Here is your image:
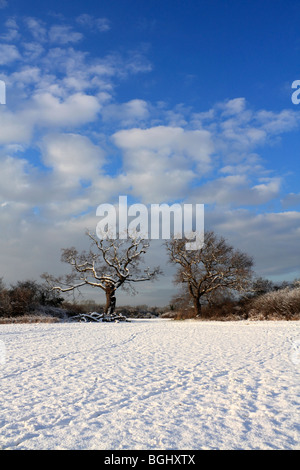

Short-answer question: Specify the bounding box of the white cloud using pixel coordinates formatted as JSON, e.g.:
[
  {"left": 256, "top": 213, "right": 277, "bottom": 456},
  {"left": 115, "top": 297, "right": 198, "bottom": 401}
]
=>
[
  {"left": 49, "top": 25, "right": 83, "bottom": 45},
  {"left": 252, "top": 178, "right": 281, "bottom": 198},
  {"left": 281, "top": 192, "right": 300, "bottom": 209},
  {"left": 0, "top": 18, "right": 19, "bottom": 41},
  {"left": 256, "top": 109, "right": 299, "bottom": 134},
  {"left": 218, "top": 116, "right": 267, "bottom": 154},
  {"left": 102, "top": 99, "right": 149, "bottom": 126},
  {"left": 0, "top": 44, "right": 21, "bottom": 64},
  {"left": 0, "top": 154, "right": 50, "bottom": 208},
  {"left": 22, "top": 42, "right": 44, "bottom": 60},
  {"left": 24, "top": 17, "right": 47, "bottom": 42},
  {"left": 208, "top": 209, "right": 300, "bottom": 278},
  {"left": 0, "top": 12, "right": 299, "bottom": 292},
  {"left": 28, "top": 92, "right": 101, "bottom": 127},
  {"left": 0, "top": 19, "right": 152, "bottom": 110},
  {"left": 192, "top": 175, "right": 281, "bottom": 206},
  {"left": 10, "top": 66, "right": 41, "bottom": 87},
  {"left": 219, "top": 153, "right": 267, "bottom": 176},
  {"left": 40, "top": 133, "right": 105, "bottom": 186},
  {"left": 196, "top": 98, "right": 299, "bottom": 162},
  {"left": 76, "top": 14, "right": 111, "bottom": 32},
  {"left": 0, "top": 90, "right": 101, "bottom": 145},
  {"left": 0, "top": 108, "right": 32, "bottom": 144},
  {"left": 0, "top": 156, "right": 31, "bottom": 200},
  {"left": 114, "top": 125, "right": 213, "bottom": 161},
  {"left": 0, "top": 206, "right": 99, "bottom": 282},
  {"left": 95, "top": 18, "right": 111, "bottom": 32},
  {"left": 113, "top": 125, "right": 213, "bottom": 202},
  {"left": 220, "top": 97, "right": 247, "bottom": 116}
]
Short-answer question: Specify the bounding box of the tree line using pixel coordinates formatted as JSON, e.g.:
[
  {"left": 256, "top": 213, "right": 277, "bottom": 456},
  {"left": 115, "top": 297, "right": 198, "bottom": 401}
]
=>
[{"left": 1, "top": 230, "right": 299, "bottom": 321}]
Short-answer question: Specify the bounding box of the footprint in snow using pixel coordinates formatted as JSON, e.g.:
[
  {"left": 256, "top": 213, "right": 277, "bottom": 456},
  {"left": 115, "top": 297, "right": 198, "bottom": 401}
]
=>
[
  {"left": 0, "top": 340, "right": 5, "bottom": 366},
  {"left": 290, "top": 338, "right": 300, "bottom": 366}
]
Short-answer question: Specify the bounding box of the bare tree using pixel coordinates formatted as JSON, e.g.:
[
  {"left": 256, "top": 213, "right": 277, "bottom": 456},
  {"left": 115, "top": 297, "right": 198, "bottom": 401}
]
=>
[
  {"left": 165, "top": 231, "right": 254, "bottom": 317},
  {"left": 42, "top": 231, "right": 161, "bottom": 317}
]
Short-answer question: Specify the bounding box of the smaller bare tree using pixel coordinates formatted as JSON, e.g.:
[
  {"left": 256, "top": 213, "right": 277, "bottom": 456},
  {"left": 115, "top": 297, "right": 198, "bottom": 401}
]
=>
[
  {"left": 165, "top": 231, "right": 254, "bottom": 317},
  {"left": 42, "top": 231, "right": 161, "bottom": 318}
]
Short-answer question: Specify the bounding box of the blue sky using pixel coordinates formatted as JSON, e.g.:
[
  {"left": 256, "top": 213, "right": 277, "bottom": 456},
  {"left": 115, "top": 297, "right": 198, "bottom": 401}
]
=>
[{"left": 0, "top": 0, "right": 300, "bottom": 305}]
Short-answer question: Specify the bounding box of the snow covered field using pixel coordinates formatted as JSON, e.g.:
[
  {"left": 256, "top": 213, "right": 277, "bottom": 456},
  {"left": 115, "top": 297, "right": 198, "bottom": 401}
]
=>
[{"left": 0, "top": 318, "right": 299, "bottom": 450}]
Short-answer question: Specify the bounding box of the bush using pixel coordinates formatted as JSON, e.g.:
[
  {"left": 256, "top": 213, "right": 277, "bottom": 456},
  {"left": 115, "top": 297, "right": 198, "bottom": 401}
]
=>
[
  {"left": 173, "top": 309, "right": 196, "bottom": 320},
  {"left": 0, "top": 315, "right": 61, "bottom": 324},
  {"left": 0, "top": 279, "right": 63, "bottom": 318},
  {"left": 0, "top": 279, "right": 10, "bottom": 317},
  {"left": 61, "top": 300, "right": 103, "bottom": 316},
  {"left": 247, "top": 287, "right": 300, "bottom": 320},
  {"left": 200, "top": 298, "right": 246, "bottom": 321}
]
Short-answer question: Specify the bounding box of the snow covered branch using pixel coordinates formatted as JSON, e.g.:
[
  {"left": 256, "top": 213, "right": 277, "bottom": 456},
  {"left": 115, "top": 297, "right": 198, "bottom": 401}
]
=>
[{"left": 42, "top": 231, "right": 161, "bottom": 317}]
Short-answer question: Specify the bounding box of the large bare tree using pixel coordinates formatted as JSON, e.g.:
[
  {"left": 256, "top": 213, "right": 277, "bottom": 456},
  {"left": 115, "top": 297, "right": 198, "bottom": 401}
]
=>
[
  {"left": 42, "top": 231, "right": 161, "bottom": 317},
  {"left": 165, "top": 231, "right": 254, "bottom": 317}
]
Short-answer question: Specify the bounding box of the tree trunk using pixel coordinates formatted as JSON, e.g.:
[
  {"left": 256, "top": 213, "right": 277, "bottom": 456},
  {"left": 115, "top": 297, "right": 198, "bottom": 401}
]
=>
[
  {"left": 105, "top": 284, "right": 116, "bottom": 316},
  {"left": 193, "top": 296, "right": 202, "bottom": 317},
  {"left": 187, "top": 282, "right": 202, "bottom": 318}
]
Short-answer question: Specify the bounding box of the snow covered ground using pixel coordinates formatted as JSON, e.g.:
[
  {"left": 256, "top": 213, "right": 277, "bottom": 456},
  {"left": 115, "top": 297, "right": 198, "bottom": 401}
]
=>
[{"left": 0, "top": 318, "right": 299, "bottom": 450}]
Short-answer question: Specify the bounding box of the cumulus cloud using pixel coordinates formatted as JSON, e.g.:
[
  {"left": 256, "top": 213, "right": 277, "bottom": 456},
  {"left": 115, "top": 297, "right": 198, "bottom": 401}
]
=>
[
  {"left": 0, "top": 12, "right": 299, "bottom": 294},
  {"left": 114, "top": 126, "right": 213, "bottom": 163},
  {"left": 0, "top": 156, "right": 32, "bottom": 200},
  {"left": 192, "top": 175, "right": 281, "bottom": 207},
  {"left": 28, "top": 92, "right": 101, "bottom": 127},
  {"left": 40, "top": 133, "right": 105, "bottom": 186},
  {"left": 0, "top": 91, "right": 101, "bottom": 145},
  {"left": 0, "top": 153, "right": 53, "bottom": 212},
  {"left": 113, "top": 125, "right": 214, "bottom": 201},
  {"left": 0, "top": 108, "right": 32, "bottom": 144},
  {"left": 102, "top": 99, "right": 149, "bottom": 126}
]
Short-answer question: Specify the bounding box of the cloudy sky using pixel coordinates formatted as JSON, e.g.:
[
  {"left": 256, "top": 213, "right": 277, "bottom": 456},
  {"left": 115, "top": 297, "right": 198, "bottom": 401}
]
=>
[{"left": 0, "top": 0, "right": 300, "bottom": 306}]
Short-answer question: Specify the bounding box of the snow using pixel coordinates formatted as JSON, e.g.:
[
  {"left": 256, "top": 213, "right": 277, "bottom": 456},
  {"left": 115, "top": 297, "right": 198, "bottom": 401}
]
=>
[{"left": 0, "top": 318, "right": 299, "bottom": 450}]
